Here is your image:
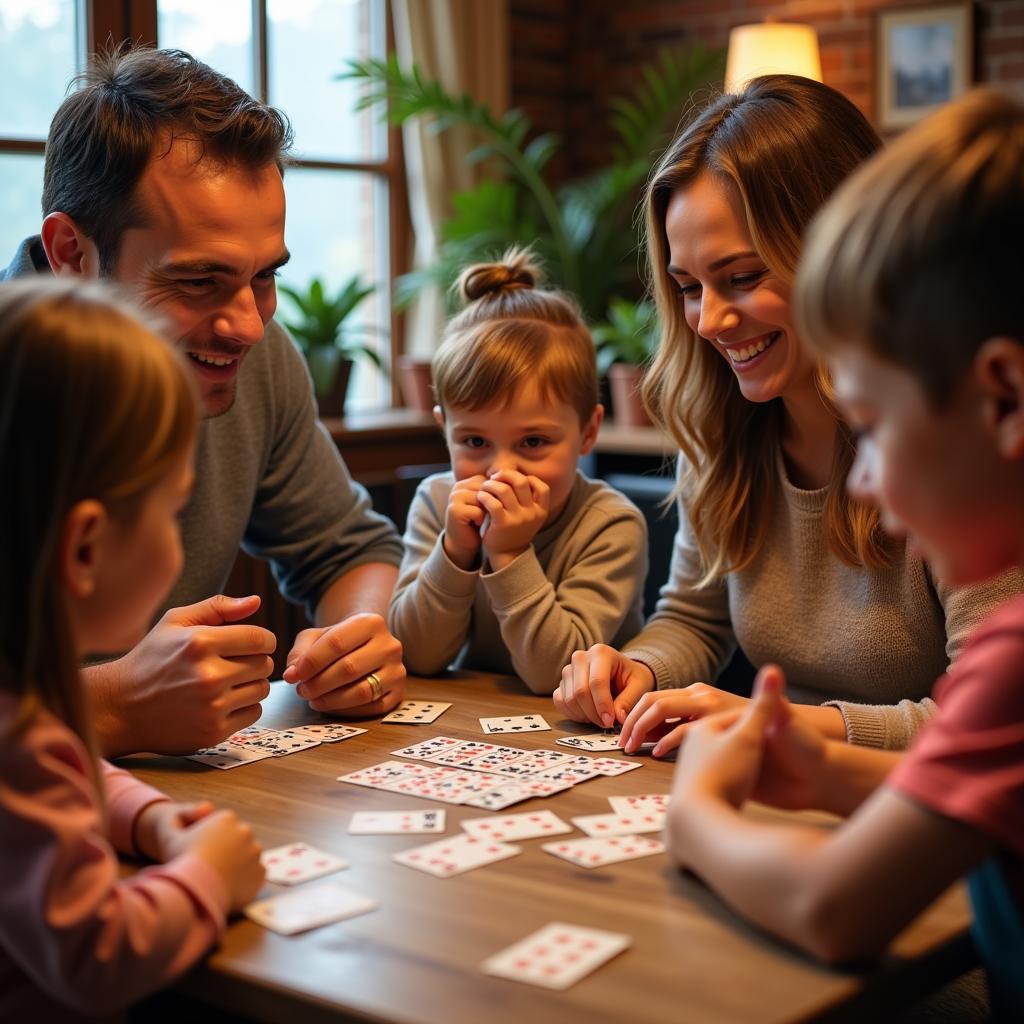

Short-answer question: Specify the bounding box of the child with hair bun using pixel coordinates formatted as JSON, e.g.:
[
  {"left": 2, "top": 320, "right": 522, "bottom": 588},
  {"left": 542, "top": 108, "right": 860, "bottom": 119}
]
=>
[
  {"left": 0, "top": 278, "right": 265, "bottom": 1018},
  {"left": 389, "top": 248, "right": 648, "bottom": 694}
]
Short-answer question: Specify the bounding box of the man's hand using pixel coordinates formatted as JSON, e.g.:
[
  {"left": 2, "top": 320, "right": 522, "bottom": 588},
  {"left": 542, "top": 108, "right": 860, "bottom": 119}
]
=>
[
  {"left": 478, "top": 470, "right": 550, "bottom": 571},
  {"left": 553, "top": 644, "right": 656, "bottom": 728},
  {"left": 88, "top": 594, "right": 275, "bottom": 757},
  {"left": 443, "top": 474, "right": 487, "bottom": 570},
  {"left": 283, "top": 612, "right": 405, "bottom": 715}
]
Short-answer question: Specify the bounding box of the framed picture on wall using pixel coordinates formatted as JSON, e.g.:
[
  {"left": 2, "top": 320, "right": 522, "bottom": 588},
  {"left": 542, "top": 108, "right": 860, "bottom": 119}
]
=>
[{"left": 875, "top": 2, "right": 973, "bottom": 130}]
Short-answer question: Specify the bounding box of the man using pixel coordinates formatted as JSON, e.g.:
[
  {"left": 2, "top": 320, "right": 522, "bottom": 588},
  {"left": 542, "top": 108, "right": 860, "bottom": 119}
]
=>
[{"left": 2, "top": 46, "right": 407, "bottom": 755}]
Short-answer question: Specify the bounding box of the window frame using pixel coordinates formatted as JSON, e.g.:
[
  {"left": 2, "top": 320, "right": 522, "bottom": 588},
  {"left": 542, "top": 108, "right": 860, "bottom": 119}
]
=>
[{"left": 0, "top": 0, "right": 407, "bottom": 406}]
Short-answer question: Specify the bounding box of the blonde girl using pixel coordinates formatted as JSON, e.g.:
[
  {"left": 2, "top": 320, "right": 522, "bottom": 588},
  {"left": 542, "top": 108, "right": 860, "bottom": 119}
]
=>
[
  {"left": 555, "top": 75, "right": 1021, "bottom": 751},
  {"left": 0, "top": 278, "right": 263, "bottom": 1018}
]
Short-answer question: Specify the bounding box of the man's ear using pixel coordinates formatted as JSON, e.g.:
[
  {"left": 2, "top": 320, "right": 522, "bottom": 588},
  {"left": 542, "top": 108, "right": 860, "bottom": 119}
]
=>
[
  {"left": 578, "top": 403, "right": 605, "bottom": 456},
  {"left": 975, "top": 337, "right": 1024, "bottom": 461},
  {"left": 59, "top": 499, "right": 108, "bottom": 599},
  {"left": 40, "top": 212, "right": 101, "bottom": 277}
]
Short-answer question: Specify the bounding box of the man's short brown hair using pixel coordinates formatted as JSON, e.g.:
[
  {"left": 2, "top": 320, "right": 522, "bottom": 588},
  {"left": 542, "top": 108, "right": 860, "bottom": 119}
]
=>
[{"left": 42, "top": 45, "right": 293, "bottom": 273}]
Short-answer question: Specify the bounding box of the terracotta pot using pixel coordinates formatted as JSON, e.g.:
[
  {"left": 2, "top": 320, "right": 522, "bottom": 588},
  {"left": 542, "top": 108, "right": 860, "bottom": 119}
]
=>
[
  {"left": 397, "top": 356, "right": 435, "bottom": 412},
  {"left": 607, "top": 362, "right": 652, "bottom": 427}
]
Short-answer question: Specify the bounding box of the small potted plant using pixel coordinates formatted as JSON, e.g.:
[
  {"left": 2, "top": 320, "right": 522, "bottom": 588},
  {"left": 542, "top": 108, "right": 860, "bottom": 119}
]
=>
[
  {"left": 278, "top": 275, "right": 386, "bottom": 417},
  {"left": 593, "top": 297, "right": 660, "bottom": 427}
]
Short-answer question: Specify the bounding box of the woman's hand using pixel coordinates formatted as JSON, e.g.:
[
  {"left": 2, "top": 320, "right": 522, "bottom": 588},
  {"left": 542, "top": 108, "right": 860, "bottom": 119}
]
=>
[
  {"left": 553, "top": 644, "right": 656, "bottom": 728},
  {"left": 619, "top": 683, "right": 748, "bottom": 756}
]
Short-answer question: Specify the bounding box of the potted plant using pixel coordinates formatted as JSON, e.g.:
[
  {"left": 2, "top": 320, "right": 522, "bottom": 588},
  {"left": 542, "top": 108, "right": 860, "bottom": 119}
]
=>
[
  {"left": 593, "top": 297, "right": 660, "bottom": 427},
  {"left": 342, "top": 44, "right": 724, "bottom": 323},
  {"left": 278, "top": 275, "right": 386, "bottom": 417}
]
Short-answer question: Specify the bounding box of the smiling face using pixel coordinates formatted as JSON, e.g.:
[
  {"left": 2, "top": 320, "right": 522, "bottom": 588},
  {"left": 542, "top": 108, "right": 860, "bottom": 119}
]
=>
[
  {"left": 664, "top": 173, "right": 818, "bottom": 406},
  {"left": 831, "top": 344, "right": 1023, "bottom": 586},
  {"left": 440, "top": 381, "right": 602, "bottom": 525},
  {"left": 111, "top": 138, "right": 289, "bottom": 417}
]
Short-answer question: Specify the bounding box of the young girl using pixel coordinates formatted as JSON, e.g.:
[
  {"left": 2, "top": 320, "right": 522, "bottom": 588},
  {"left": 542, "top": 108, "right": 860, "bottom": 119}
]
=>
[
  {"left": 666, "top": 88, "right": 1024, "bottom": 1022},
  {"left": 388, "top": 249, "right": 648, "bottom": 694},
  {"left": 556, "top": 75, "right": 1021, "bottom": 750},
  {"left": 0, "top": 279, "right": 265, "bottom": 1018}
]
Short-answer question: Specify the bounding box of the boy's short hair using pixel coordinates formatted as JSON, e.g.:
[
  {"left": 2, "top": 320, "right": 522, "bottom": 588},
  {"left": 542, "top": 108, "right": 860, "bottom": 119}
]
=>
[
  {"left": 796, "top": 88, "right": 1024, "bottom": 406},
  {"left": 432, "top": 247, "right": 598, "bottom": 425}
]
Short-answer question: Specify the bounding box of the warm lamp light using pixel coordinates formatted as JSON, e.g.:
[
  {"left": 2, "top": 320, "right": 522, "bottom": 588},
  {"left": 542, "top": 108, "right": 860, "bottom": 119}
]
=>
[{"left": 724, "top": 22, "right": 822, "bottom": 92}]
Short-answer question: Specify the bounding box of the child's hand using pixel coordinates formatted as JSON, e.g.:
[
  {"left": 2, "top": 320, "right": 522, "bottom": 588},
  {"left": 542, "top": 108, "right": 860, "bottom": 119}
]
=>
[
  {"left": 670, "top": 665, "right": 788, "bottom": 809},
  {"left": 133, "top": 799, "right": 216, "bottom": 862},
  {"left": 174, "top": 809, "right": 265, "bottom": 912},
  {"left": 478, "top": 470, "right": 550, "bottom": 569},
  {"left": 554, "top": 645, "right": 656, "bottom": 728},
  {"left": 619, "top": 684, "right": 749, "bottom": 756},
  {"left": 443, "top": 474, "right": 488, "bottom": 570}
]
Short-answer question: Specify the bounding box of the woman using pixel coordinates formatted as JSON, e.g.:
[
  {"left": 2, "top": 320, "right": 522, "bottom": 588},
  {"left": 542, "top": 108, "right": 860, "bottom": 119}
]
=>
[{"left": 554, "top": 75, "right": 1021, "bottom": 753}]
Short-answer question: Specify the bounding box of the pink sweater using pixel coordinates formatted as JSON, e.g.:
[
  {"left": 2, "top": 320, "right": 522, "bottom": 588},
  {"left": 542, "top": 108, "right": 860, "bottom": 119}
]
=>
[{"left": 0, "top": 695, "right": 229, "bottom": 1019}]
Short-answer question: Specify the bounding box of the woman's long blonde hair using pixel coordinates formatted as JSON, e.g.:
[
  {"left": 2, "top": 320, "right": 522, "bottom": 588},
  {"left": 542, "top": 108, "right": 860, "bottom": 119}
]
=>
[
  {"left": 642, "top": 75, "right": 886, "bottom": 583},
  {"left": 0, "top": 278, "right": 197, "bottom": 777}
]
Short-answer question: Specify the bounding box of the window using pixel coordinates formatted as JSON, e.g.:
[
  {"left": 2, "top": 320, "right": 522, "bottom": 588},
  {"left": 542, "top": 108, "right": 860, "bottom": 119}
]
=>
[
  {"left": 0, "top": 0, "right": 402, "bottom": 410},
  {"left": 157, "top": 0, "right": 397, "bottom": 409}
]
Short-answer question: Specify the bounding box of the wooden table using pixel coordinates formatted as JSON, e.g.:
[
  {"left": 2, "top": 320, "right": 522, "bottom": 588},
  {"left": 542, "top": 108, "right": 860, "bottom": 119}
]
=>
[{"left": 124, "top": 675, "right": 974, "bottom": 1024}]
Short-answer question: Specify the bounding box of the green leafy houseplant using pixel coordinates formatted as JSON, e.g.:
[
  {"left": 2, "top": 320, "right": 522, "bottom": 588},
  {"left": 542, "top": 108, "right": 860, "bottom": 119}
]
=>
[
  {"left": 342, "top": 45, "right": 724, "bottom": 324},
  {"left": 593, "top": 297, "right": 660, "bottom": 376},
  {"left": 279, "top": 276, "right": 386, "bottom": 417}
]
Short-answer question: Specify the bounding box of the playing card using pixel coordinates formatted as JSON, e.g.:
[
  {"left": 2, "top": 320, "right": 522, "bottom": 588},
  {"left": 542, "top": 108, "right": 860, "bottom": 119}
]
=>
[
  {"left": 461, "top": 785, "right": 535, "bottom": 810},
  {"left": 461, "top": 810, "right": 572, "bottom": 842},
  {"left": 381, "top": 700, "right": 452, "bottom": 724},
  {"left": 429, "top": 740, "right": 502, "bottom": 767},
  {"left": 245, "top": 880, "right": 377, "bottom": 935},
  {"left": 570, "top": 811, "right": 665, "bottom": 837},
  {"left": 186, "top": 742, "right": 274, "bottom": 770},
  {"left": 220, "top": 725, "right": 281, "bottom": 746},
  {"left": 393, "top": 833, "right": 521, "bottom": 877},
  {"left": 555, "top": 733, "right": 623, "bottom": 752},
  {"left": 246, "top": 729, "right": 322, "bottom": 757},
  {"left": 584, "top": 757, "right": 641, "bottom": 776},
  {"left": 513, "top": 775, "right": 576, "bottom": 798},
  {"left": 482, "top": 922, "right": 631, "bottom": 990},
  {"left": 261, "top": 842, "right": 349, "bottom": 885},
  {"left": 336, "top": 761, "right": 415, "bottom": 788},
  {"left": 607, "top": 794, "right": 669, "bottom": 815},
  {"left": 480, "top": 714, "right": 551, "bottom": 735},
  {"left": 461, "top": 745, "right": 532, "bottom": 770},
  {"left": 391, "top": 736, "right": 465, "bottom": 760},
  {"left": 290, "top": 724, "right": 367, "bottom": 743},
  {"left": 541, "top": 835, "right": 665, "bottom": 868},
  {"left": 533, "top": 762, "right": 604, "bottom": 785},
  {"left": 348, "top": 809, "right": 447, "bottom": 834}
]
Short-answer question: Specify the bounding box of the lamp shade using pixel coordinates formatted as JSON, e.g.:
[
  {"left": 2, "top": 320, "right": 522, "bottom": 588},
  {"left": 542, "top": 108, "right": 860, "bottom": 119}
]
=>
[{"left": 724, "top": 22, "right": 823, "bottom": 92}]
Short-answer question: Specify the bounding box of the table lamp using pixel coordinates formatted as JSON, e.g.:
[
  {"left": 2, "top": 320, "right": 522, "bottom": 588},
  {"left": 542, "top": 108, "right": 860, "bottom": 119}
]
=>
[{"left": 724, "top": 21, "right": 823, "bottom": 92}]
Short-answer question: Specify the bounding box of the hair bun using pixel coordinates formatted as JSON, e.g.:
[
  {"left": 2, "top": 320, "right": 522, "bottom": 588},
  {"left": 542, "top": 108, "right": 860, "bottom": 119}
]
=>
[{"left": 457, "top": 246, "right": 543, "bottom": 304}]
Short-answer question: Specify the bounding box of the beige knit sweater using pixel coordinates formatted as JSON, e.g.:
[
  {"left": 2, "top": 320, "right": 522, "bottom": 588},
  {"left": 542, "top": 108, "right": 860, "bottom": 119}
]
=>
[
  {"left": 389, "top": 471, "right": 648, "bottom": 695},
  {"left": 624, "top": 452, "right": 1024, "bottom": 749}
]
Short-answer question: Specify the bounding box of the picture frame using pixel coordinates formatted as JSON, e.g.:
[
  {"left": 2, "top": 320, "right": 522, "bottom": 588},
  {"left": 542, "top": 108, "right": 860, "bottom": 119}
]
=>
[{"left": 875, "top": 2, "right": 974, "bottom": 131}]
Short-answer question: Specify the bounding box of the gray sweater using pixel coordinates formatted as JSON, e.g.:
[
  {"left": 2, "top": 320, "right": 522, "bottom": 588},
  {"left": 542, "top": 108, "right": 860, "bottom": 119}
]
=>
[
  {"left": 3, "top": 237, "right": 403, "bottom": 620},
  {"left": 389, "top": 471, "right": 648, "bottom": 694},
  {"left": 625, "top": 450, "right": 1023, "bottom": 749}
]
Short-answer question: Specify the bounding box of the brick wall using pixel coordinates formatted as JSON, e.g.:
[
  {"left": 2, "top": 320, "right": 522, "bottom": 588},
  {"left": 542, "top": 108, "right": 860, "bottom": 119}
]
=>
[{"left": 511, "top": 0, "right": 1024, "bottom": 179}]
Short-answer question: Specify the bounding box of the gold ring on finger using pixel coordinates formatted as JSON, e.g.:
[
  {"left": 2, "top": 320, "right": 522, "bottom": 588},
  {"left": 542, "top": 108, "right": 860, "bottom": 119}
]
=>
[{"left": 366, "top": 672, "right": 384, "bottom": 702}]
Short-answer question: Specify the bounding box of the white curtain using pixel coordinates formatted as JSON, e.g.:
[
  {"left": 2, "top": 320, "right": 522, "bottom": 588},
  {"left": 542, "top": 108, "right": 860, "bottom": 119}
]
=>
[{"left": 391, "top": 0, "right": 510, "bottom": 357}]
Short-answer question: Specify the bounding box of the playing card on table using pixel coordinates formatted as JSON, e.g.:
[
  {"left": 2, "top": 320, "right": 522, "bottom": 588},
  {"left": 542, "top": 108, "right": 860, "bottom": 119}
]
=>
[
  {"left": 534, "top": 761, "right": 604, "bottom": 785},
  {"left": 512, "top": 775, "right": 576, "bottom": 798},
  {"left": 542, "top": 835, "right": 665, "bottom": 868},
  {"left": 607, "top": 794, "right": 669, "bottom": 815},
  {"left": 383, "top": 773, "right": 480, "bottom": 805},
  {"left": 570, "top": 811, "right": 664, "bottom": 837},
  {"left": 246, "top": 729, "right": 322, "bottom": 757},
  {"left": 555, "top": 733, "right": 623, "bottom": 752},
  {"left": 585, "top": 757, "right": 641, "bottom": 776},
  {"left": 381, "top": 700, "right": 452, "bottom": 725},
  {"left": 261, "top": 842, "right": 349, "bottom": 885},
  {"left": 461, "top": 810, "right": 572, "bottom": 842},
  {"left": 391, "top": 736, "right": 465, "bottom": 761},
  {"left": 290, "top": 724, "right": 367, "bottom": 743},
  {"left": 393, "top": 833, "right": 521, "bottom": 877},
  {"left": 220, "top": 725, "right": 281, "bottom": 746},
  {"left": 461, "top": 784, "right": 535, "bottom": 810},
  {"left": 482, "top": 922, "right": 631, "bottom": 990},
  {"left": 461, "top": 744, "right": 532, "bottom": 770},
  {"left": 336, "top": 761, "right": 414, "bottom": 788},
  {"left": 186, "top": 742, "right": 274, "bottom": 770},
  {"left": 480, "top": 714, "right": 551, "bottom": 735},
  {"left": 348, "top": 809, "right": 446, "bottom": 834},
  {"left": 245, "top": 880, "right": 377, "bottom": 935},
  {"left": 429, "top": 740, "right": 502, "bottom": 767}
]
